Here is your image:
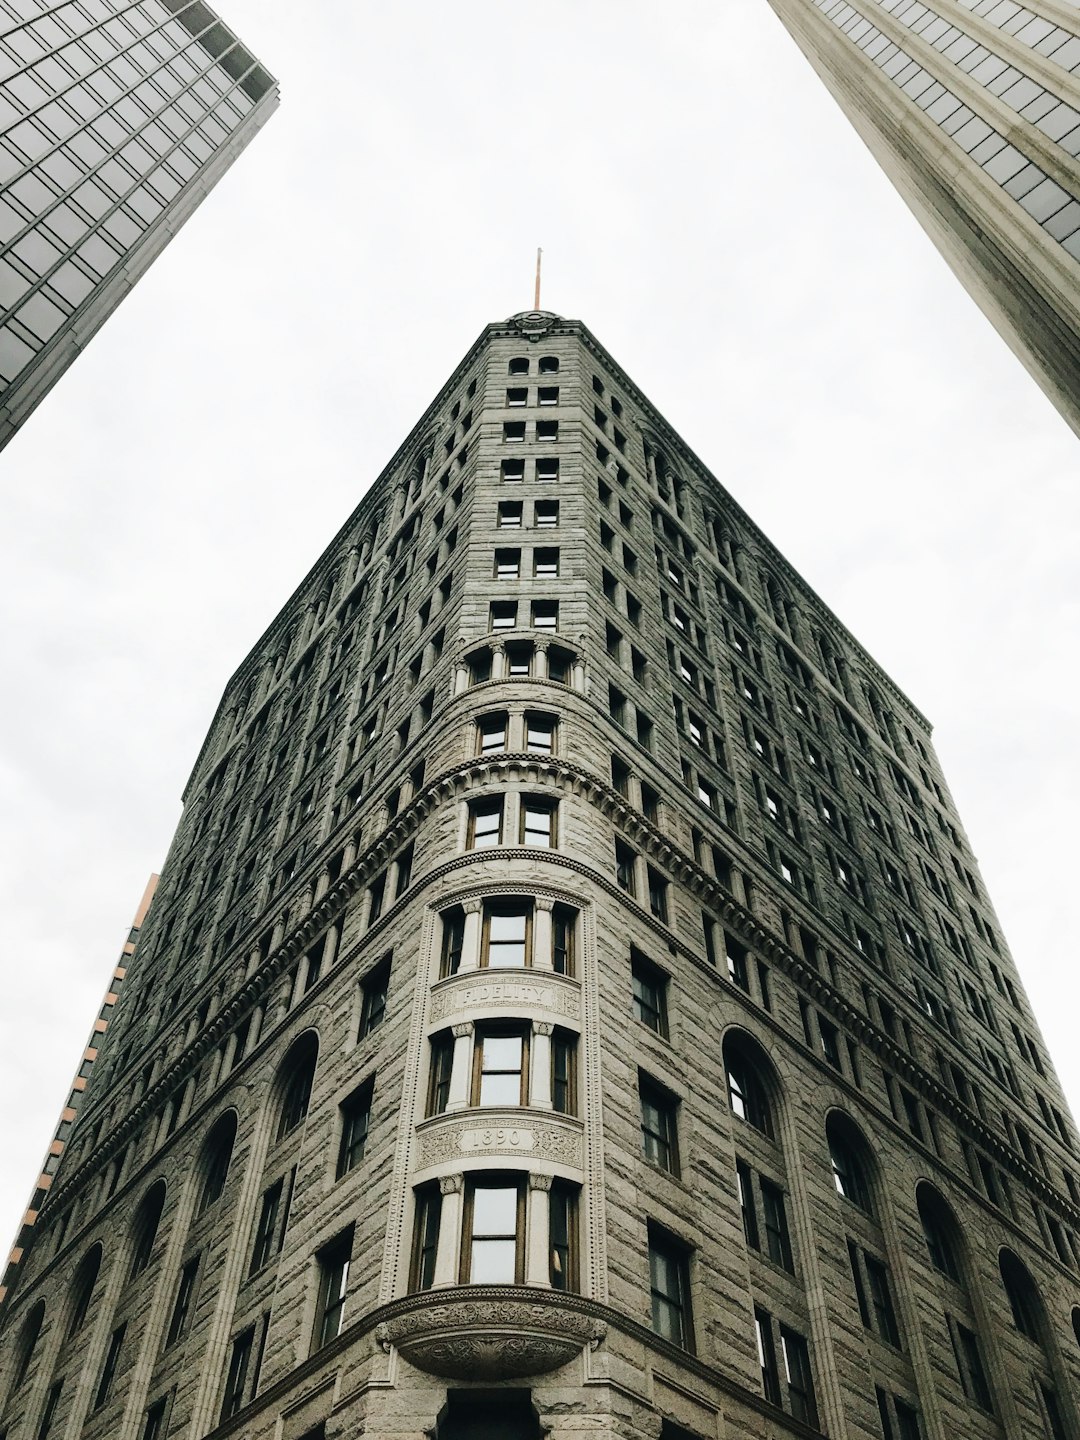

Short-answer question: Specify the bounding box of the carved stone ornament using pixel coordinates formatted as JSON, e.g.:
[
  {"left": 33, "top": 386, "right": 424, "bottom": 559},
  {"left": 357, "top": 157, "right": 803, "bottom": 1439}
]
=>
[
  {"left": 429, "top": 974, "right": 580, "bottom": 1025},
  {"left": 375, "top": 1290, "right": 606, "bottom": 1379},
  {"left": 507, "top": 310, "right": 560, "bottom": 340}
]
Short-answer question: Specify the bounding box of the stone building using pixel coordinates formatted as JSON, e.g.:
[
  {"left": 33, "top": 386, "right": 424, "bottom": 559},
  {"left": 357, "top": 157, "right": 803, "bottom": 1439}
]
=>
[
  {"left": 2, "top": 309, "right": 1080, "bottom": 1440},
  {"left": 769, "top": 0, "right": 1080, "bottom": 438},
  {"left": 0, "top": 0, "right": 276, "bottom": 452}
]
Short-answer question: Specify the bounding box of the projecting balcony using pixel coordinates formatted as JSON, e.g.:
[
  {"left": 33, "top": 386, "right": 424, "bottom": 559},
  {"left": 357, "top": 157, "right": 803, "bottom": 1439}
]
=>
[{"left": 375, "top": 1285, "right": 606, "bottom": 1379}]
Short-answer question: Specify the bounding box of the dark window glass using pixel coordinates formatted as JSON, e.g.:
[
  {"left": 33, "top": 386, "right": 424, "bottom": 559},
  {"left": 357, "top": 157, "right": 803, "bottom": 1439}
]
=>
[
  {"left": 411, "top": 1187, "right": 441, "bottom": 1291},
  {"left": 549, "top": 1182, "right": 578, "bottom": 1291},
  {"left": 337, "top": 1083, "right": 372, "bottom": 1178},
  {"left": 649, "top": 1228, "right": 693, "bottom": 1349},
  {"left": 220, "top": 1326, "right": 254, "bottom": 1421},
  {"left": 166, "top": 1256, "right": 200, "bottom": 1345},
  {"left": 313, "top": 1231, "right": 352, "bottom": 1350},
  {"left": 640, "top": 1078, "right": 679, "bottom": 1175},
  {"left": 359, "top": 960, "right": 390, "bottom": 1038}
]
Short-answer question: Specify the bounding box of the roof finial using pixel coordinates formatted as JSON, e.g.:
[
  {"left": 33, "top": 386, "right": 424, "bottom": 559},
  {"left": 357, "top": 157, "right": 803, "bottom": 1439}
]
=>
[{"left": 534, "top": 247, "right": 543, "bottom": 310}]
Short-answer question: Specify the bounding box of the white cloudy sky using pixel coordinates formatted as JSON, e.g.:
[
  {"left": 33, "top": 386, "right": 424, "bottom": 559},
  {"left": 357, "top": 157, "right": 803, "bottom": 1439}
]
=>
[{"left": 1, "top": 0, "right": 1078, "bottom": 1257}]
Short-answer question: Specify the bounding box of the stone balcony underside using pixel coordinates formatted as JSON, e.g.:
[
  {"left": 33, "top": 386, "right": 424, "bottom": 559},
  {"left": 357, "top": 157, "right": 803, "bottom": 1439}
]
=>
[{"left": 375, "top": 1286, "right": 606, "bottom": 1379}]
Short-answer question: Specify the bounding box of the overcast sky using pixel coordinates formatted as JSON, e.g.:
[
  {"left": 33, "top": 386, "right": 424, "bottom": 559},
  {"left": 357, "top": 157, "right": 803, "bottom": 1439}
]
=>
[{"left": 1, "top": 0, "right": 1077, "bottom": 1259}]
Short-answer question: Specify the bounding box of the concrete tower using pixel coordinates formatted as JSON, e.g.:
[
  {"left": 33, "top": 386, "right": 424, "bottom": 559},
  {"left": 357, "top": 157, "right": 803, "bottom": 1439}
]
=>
[
  {"left": 770, "top": 0, "right": 1080, "bottom": 438},
  {"left": 2, "top": 311, "right": 1079, "bottom": 1440},
  {"left": 0, "top": 0, "right": 276, "bottom": 452}
]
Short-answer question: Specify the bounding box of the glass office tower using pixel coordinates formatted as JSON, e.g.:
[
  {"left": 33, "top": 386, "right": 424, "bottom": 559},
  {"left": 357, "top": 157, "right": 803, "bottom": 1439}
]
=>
[
  {"left": 2, "top": 311, "right": 1079, "bottom": 1440},
  {"left": 770, "top": 0, "right": 1080, "bottom": 437},
  {"left": 0, "top": 0, "right": 276, "bottom": 451}
]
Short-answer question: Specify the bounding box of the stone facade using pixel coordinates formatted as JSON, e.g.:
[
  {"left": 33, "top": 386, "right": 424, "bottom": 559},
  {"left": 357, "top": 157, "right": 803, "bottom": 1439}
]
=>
[{"left": 1, "top": 310, "right": 1078, "bottom": 1440}]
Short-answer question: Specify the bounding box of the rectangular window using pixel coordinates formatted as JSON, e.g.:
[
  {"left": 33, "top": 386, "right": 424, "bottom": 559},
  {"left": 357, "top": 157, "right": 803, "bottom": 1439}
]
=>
[
  {"left": 483, "top": 901, "right": 531, "bottom": 967},
  {"left": 552, "top": 1032, "right": 576, "bottom": 1113},
  {"left": 474, "top": 1029, "right": 528, "bottom": 1106},
  {"left": 502, "top": 421, "right": 525, "bottom": 442},
  {"left": 615, "top": 838, "right": 637, "bottom": 893},
  {"left": 94, "top": 1323, "right": 126, "bottom": 1410},
  {"left": 538, "top": 385, "right": 559, "bottom": 405},
  {"left": 647, "top": 867, "right": 669, "bottom": 922},
  {"left": 477, "top": 712, "right": 508, "bottom": 755},
  {"left": 725, "top": 934, "right": 749, "bottom": 989},
  {"left": 760, "top": 1179, "right": 793, "bottom": 1271},
  {"left": 505, "top": 386, "right": 527, "bottom": 406},
  {"left": 165, "top": 1255, "right": 200, "bottom": 1346},
  {"left": 950, "top": 1317, "right": 993, "bottom": 1410},
  {"left": 536, "top": 419, "right": 558, "bottom": 441},
  {"left": 534, "top": 499, "right": 559, "bottom": 527},
  {"left": 866, "top": 1254, "right": 901, "bottom": 1346},
  {"left": 494, "top": 548, "right": 521, "bottom": 579},
  {"left": 359, "top": 958, "right": 390, "bottom": 1038},
  {"left": 737, "top": 1160, "right": 759, "bottom": 1248},
  {"left": 463, "top": 1179, "right": 525, "bottom": 1283},
  {"left": 640, "top": 1077, "right": 680, "bottom": 1175},
  {"left": 525, "top": 713, "right": 556, "bottom": 755},
  {"left": 250, "top": 1177, "right": 286, "bottom": 1274},
  {"left": 410, "top": 1186, "right": 441, "bottom": 1292},
  {"left": 220, "top": 1326, "right": 254, "bottom": 1421},
  {"left": 552, "top": 903, "right": 576, "bottom": 976},
  {"left": 468, "top": 797, "right": 504, "bottom": 849},
  {"left": 313, "top": 1230, "right": 353, "bottom": 1351},
  {"left": 520, "top": 797, "right": 556, "bottom": 847},
  {"left": 336, "top": 1082, "right": 373, "bottom": 1179},
  {"left": 440, "top": 906, "right": 465, "bottom": 977},
  {"left": 649, "top": 1227, "right": 693, "bottom": 1349},
  {"left": 141, "top": 1395, "right": 170, "bottom": 1440},
  {"left": 533, "top": 547, "right": 559, "bottom": 578},
  {"left": 531, "top": 600, "right": 558, "bottom": 630},
  {"left": 501, "top": 458, "right": 525, "bottom": 482},
  {"left": 428, "top": 1033, "right": 454, "bottom": 1116},
  {"left": 536, "top": 457, "right": 559, "bottom": 482},
  {"left": 498, "top": 500, "right": 522, "bottom": 527},
  {"left": 549, "top": 1181, "right": 578, "bottom": 1291},
  {"left": 755, "top": 1308, "right": 781, "bottom": 1405},
  {"left": 780, "top": 1325, "right": 818, "bottom": 1427},
  {"left": 632, "top": 951, "right": 668, "bottom": 1035}
]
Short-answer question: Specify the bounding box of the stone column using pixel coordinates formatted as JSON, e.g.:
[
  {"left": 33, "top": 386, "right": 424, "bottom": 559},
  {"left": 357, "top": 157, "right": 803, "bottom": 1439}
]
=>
[
  {"left": 491, "top": 640, "right": 506, "bottom": 681},
  {"left": 454, "top": 660, "right": 470, "bottom": 695},
  {"left": 572, "top": 656, "right": 586, "bottom": 693},
  {"left": 434, "top": 1175, "right": 463, "bottom": 1286},
  {"left": 445, "top": 1023, "right": 474, "bottom": 1113},
  {"left": 534, "top": 638, "right": 549, "bottom": 680},
  {"left": 459, "top": 898, "right": 484, "bottom": 973},
  {"left": 526, "top": 1174, "right": 552, "bottom": 1286},
  {"left": 533, "top": 898, "right": 554, "bottom": 971},
  {"left": 530, "top": 1023, "right": 553, "bottom": 1111}
]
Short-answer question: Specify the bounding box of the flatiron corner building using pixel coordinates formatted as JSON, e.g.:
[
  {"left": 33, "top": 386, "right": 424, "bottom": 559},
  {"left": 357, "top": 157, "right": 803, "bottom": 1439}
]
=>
[
  {"left": 0, "top": 0, "right": 277, "bottom": 453},
  {"left": 3, "top": 310, "right": 1080, "bottom": 1440},
  {"left": 769, "top": 0, "right": 1080, "bottom": 438}
]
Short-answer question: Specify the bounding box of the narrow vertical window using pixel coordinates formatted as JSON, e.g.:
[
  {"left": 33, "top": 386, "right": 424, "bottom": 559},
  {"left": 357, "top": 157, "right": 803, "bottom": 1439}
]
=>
[
  {"left": 427, "top": 1033, "right": 454, "bottom": 1116},
  {"left": 220, "top": 1326, "right": 254, "bottom": 1421},
  {"left": 463, "top": 1179, "right": 524, "bottom": 1284},
  {"left": 336, "top": 1081, "right": 373, "bottom": 1179},
  {"left": 411, "top": 1187, "right": 442, "bottom": 1292},
  {"left": 94, "top": 1323, "right": 127, "bottom": 1410},
  {"left": 166, "top": 1255, "right": 200, "bottom": 1345},
  {"left": 648, "top": 1227, "right": 693, "bottom": 1349},
  {"left": 313, "top": 1230, "right": 353, "bottom": 1351},
  {"left": 549, "top": 1182, "right": 578, "bottom": 1291}
]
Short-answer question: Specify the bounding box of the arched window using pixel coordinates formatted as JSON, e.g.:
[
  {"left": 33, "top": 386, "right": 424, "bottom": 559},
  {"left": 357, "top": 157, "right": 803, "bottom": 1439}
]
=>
[
  {"left": 66, "top": 1243, "right": 102, "bottom": 1337},
  {"left": 999, "top": 1249, "right": 1044, "bottom": 1343},
  {"left": 916, "top": 1183, "right": 963, "bottom": 1284},
  {"left": 129, "top": 1179, "right": 167, "bottom": 1279},
  {"left": 723, "top": 1034, "right": 775, "bottom": 1138},
  {"left": 198, "top": 1111, "right": 238, "bottom": 1214},
  {"left": 826, "top": 1113, "right": 875, "bottom": 1215},
  {"left": 276, "top": 1033, "right": 319, "bottom": 1141},
  {"left": 9, "top": 1298, "right": 45, "bottom": 1389}
]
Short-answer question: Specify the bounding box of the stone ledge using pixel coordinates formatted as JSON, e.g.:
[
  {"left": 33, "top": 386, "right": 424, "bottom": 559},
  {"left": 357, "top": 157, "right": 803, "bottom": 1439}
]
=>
[{"left": 374, "top": 1286, "right": 606, "bottom": 1378}]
